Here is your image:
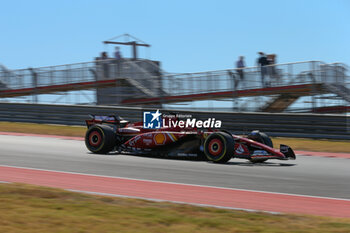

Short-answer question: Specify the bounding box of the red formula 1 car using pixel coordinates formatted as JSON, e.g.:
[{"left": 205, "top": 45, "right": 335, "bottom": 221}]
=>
[{"left": 85, "top": 114, "right": 296, "bottom": 164}]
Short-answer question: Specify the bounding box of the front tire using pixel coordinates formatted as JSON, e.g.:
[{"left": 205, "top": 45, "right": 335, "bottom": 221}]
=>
[
  {"left": 85, "top": 124, "right": 115, "bottom": 154},
  {"left": 204, "top": 132, "right": 234, "bottom": 164},
  {"left": 248, "top": 130, "right": 273, "bottom": 148},
  {"left": 248, "top": 130, "right": 273, "bottom": 163}
]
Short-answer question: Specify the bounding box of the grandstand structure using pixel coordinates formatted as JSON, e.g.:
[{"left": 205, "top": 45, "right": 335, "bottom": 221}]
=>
[{"left": 0, "top": 59, "right": 349, "bottom": 113}]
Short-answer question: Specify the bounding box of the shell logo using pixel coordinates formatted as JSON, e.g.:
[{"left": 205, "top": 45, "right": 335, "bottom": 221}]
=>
[{"left": 154, "top": 133, "right": 166, "bottom": 145}]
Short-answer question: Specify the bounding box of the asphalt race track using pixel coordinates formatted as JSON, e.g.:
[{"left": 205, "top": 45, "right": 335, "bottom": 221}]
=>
[{"left": 1, "top": 134, "right": 350, "bottom": 200}]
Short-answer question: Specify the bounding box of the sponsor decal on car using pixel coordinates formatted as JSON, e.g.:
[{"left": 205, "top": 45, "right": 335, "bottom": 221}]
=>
[
  {"left": 252, "top": 150, "right": 269, "bottom": 156},
  {"left": 154, "top": 133, "right": 166, "bottom": 145},
  {"left": 142, "top": 133, "right": 153, "bottom": 139},
  {"left": 280, "top": 145, "right": 289, "bottom": 153},
  {"left": 166, "top": 133, "right": 177, "bottom": 142},
  {"left": 234, "top": 144, "right": 249, "bottom": 155},
  {"left": 177, "top": 153, "right": 197, "bottom": 157},
  {"left": 128, "top": 135, "right": 141, "bottom": 146},
  {"left": 236, "top": 145, "right": 245, "bottom": 154},
  {"left": 142, "top": 138, "right": 153, "bottom": 145}
]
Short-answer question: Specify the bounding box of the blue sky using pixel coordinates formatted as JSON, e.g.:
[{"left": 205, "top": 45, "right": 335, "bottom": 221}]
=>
[{"left": 1, "top": 0, "right": 349, "bottom": 73}]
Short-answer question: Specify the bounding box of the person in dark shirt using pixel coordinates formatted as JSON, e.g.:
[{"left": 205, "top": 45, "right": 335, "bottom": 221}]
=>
[
  {"left": 114, "top": 46, "right": 122, "bottom": 60},
  {"left": 257, "top": 52, "right": 269, "bottom": 87},
  {"left": 114, "top": 47, "right": 122, "bottom": 76},
  {"left": 101, "top": 51, "right": 108, "bottom": 59},
  {"left": 101, "top": 52, "right": 109, "bottom": 79},
  {"left": 236, "top": 56, "right": 245, "bottom": 80},
  {"left": 235, "top": 56, "right": 245, "bottom": 89}
]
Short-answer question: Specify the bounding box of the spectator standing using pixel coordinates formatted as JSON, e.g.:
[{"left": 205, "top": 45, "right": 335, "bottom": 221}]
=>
[
  {"left": 101, "top": 52, "right": 109, "bottom": 79},
  {"left": 236, "top": 56, "right": 245, "bottom": 89},
  {"left": 257, "top": 52, "right": 269, "bottom": 87},
  {"left": 114, "top": 46, "right": 122, "bottom": 60},
  {"left": 114, "top": 47, "right": 122, "bottom": 76},
  {"left": 101, "top": 51, "right": 108, "bottom": 59},
  {"left": 236, "top": 56, "right": 245, "bottom": 79},
  {"left": 267, "top": 54, "right": 278, "bottom": 82},
  {"left": 28, "top": 67, "right": 38, "bottom": 103}
]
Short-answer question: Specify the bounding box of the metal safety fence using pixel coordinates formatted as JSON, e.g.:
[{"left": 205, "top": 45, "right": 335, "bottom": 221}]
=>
[{"left": 0, "top": 103, "right": 348, "bottom": 140}]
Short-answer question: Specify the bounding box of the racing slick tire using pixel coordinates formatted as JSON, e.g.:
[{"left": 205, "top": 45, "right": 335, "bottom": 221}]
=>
[
  {"left": 204, "top": 132, "right": 234, "bottom": 164},
  {"left": 247, "top": 130, "right": 273, "bottom": 148},
  {"left": 85, "top": 124, "right": 115, "bottom": 154},
  {"left": 248, "top": 130, "right": 273, "bottom": 163}
]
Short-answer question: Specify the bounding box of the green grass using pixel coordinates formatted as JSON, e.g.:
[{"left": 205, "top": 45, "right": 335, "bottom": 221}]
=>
[
  {"left": 0, "top": 121, "right": 86, "bottom": 137},
  {"left": 1, "top": 183, "right": 350, "bottom": 233},
  {"left": 271, "top": 137, "right": 350, "bottom": 153},
  {"left": 0, "top": 121, "right": 349, "bottom": 153}
]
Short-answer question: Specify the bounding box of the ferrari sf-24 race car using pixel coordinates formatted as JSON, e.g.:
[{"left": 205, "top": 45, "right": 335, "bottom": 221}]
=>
[{"left": 85, "top": 114, "right": 296, "bottom": 164}]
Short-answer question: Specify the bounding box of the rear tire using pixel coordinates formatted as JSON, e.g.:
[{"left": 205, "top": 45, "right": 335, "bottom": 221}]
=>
[
  {"left": 85, "top": 124, "right": 115, "bottom": 154},
  {"left": 204, "top": 132, "right": 234, "bottom": 164}
]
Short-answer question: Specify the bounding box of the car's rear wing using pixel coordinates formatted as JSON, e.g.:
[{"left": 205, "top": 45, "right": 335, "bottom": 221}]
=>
[{"left": 85, "top": 114, "right": 129, "bottom": 128}]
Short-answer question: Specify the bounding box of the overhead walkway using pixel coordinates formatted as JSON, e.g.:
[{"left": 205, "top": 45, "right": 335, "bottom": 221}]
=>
[
  {"left": 0, "top": 60, "right": 349, "bottom": 113},
  {"left": 261, "top": 94, "right": 302, "bottom": 113},
  {"left": 323, "top": 83, "right": 350, "bottom": 103},
  {"left": 0, "top": 79, "right": 120, "bottom": 98},
  {"left": 121, "top": 83, "right": 324, "bottom": 105},
  {"left": 0, "top": 59, "right": 163, "bottom": 102},
  {"left": 0, "top": 77, "right": 157, "bottom": 98},
  {"left": 0, "top": 82, "right": 7, "bottom": 91},
  {"left": 0, "top": 65, "right": 10, "bottom": 91},
  {"left": 121, "top": 62, "right": 349, "bottom": 113}
]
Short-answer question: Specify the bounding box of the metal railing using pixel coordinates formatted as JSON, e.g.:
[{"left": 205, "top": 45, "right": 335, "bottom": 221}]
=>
[
  {"left": 162, "top": 61, "right": 350, "bottom": 95},
  {"left": 0, "top": 59, "right": 163, "bottom": 90},
  {"left": 0, "top": 58, "right": 165, "bottom": 104},
  {"left": 0, "top": 60, "right": 349, "bottom": 112},
  {"left": 163, "top": 61, "right": 320, "bottom": 95},
  {"left": 161, "top": 61, "right": 349, "bottom": 111}
]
